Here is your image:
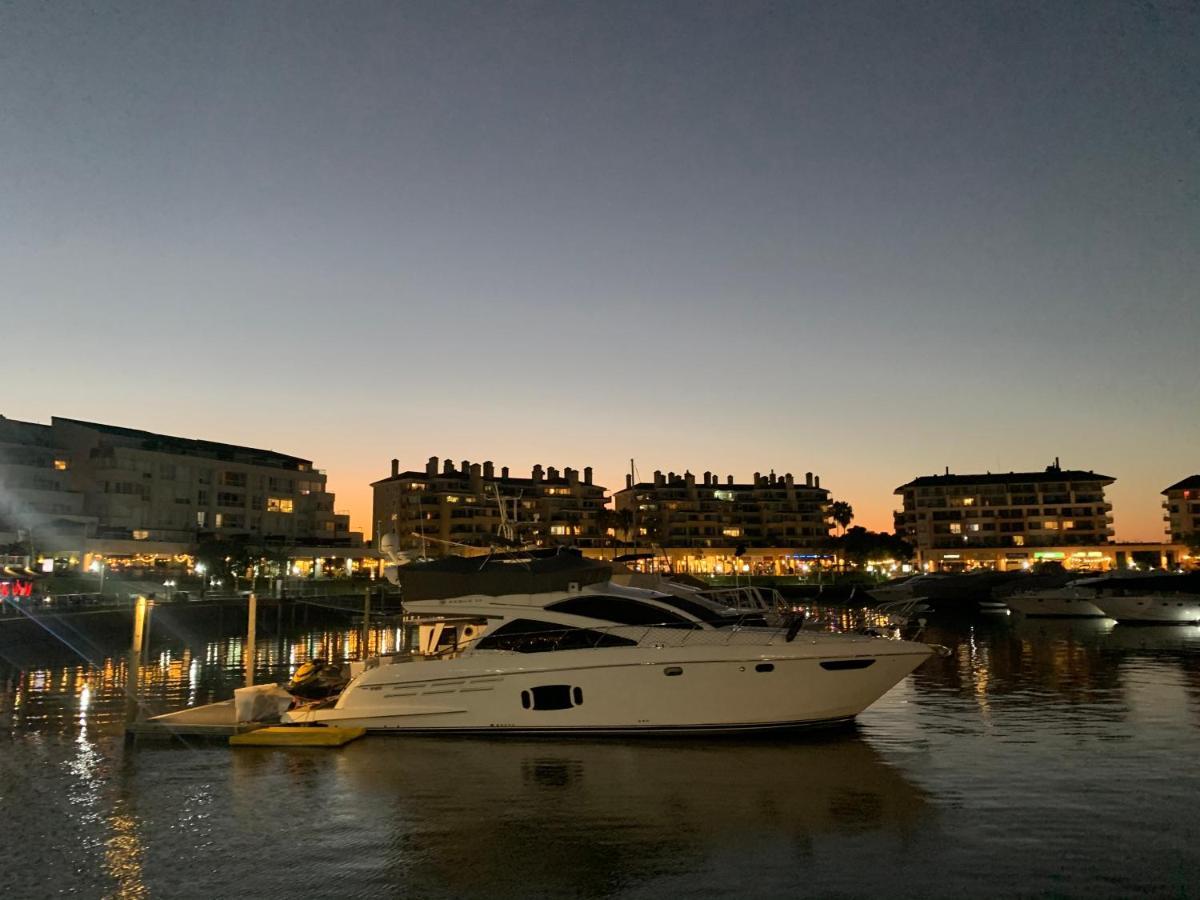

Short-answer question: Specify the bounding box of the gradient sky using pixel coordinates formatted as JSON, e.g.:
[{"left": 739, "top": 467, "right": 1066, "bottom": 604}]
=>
[{"left": 3, "top": 1, "right": 1197, "bottom": 541}]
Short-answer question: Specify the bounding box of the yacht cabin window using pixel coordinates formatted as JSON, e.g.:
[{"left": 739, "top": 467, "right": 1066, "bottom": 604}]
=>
[
  {"left": 545, "top": 595, "right": 698, "bottom": 628},
  {"left": 476, "top": 618, "right": 637, "bottom": 653}
]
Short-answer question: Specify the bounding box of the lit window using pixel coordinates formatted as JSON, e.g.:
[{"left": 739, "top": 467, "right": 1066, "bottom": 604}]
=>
[
  {"left": 544, "top": 487, "right": 572, "bottom": 496},
  {"left": 53, "top": 459, "right": 69, "bottom": 471},
  {"left": 1013, "top": 535, "right": 1025, "bottom": 546},
  {"left": 713, "top": 490, "right": 735, "bottom": 502},
  {"left": 267, "top": 498, "right": 294, "bottom": 513},
  {"left": 968, "top": 523, "right": 981, "bottom": 532},
  {"left": 550, "top": 525, "right": 570, "bottom": 535},
  {"left": 196, "top": 511, "right": 206, "bottom": 527},
  {"left": 1044, "top": 521, "right": 1059, "bottom": 530},
  {"left": 723, "top": 527, "right": 742, "bottom": 538},
  {"left": 132, "top": 530, "right": 149, "bottom": 540},
  {"left": 215, "top": 513, "right": 224, "bottom": 528},
  {"left": 962, "top": 497, "right": 975, "bottom": 506},
  {"left": 1063, "top": 520, "right": 1075, "bottom": 530},
  {"left": 445, "top": 496, "right": 460, "bottom": 504},
  {"left": 949, "top": 523, "right": 962, "bottom": 534}
]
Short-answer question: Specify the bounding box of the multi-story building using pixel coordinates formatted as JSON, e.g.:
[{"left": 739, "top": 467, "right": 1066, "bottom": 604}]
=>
[
  {"left": 1163, "top": 476, "right": 1200, "bottom": 544},
  {"left": 610, "top": 469, "right": 830, "bottom": 573},
  {"left": 0, "top": 415, "right": 363, "bottom": 571},
  {"left": 0, "top": 416, "right": 91, "bottom": 553},
  {"left": 372, "top": 457, "right": 607, "bottom": 554},
  {"left": 894, "top": 461, "right": 1116, "bottom": 569}
]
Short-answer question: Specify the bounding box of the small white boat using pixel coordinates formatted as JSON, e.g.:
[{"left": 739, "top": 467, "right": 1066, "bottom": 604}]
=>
[
  {"left": 1005, "top": 586, "right": 1108, "bottom": 618},
  {"left": 1092, "top": 594, "right": 1200, "bottom": 624},
  {"left": 868, "top": 574, "right": 949, "bottom": 604},
  {"left": 285, "top": 580, "right": 933, "bottom": 734}
]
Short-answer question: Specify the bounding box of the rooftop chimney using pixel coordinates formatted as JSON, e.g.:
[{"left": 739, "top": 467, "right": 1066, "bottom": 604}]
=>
[
  {"left": 584, "top": 466, "right": 593, "bottom": 485},
  {"left": 703, "top": 471, "right": 712, "bottom": 486},
  {"left": 532, "top": 464, "right": 544, "bottom": 483},
  {"left": 391, "top": 458, "right": 399, "bottom": 477},
  {"left": 727, "top": 475, "right": 734, "bottom": 485},
  {"left": 814, "top": 475, "right": 821, "bottom": 489},
  {"left": 625, "top": 473, "right": 633, "bottom": 489},
  {"left": 483, "top": 460, "right": 495, "bottom": 479},
  {"left": 805, "top": 471, "right": 813, "bottom": 487},
  {"left": 654, "top": 470, "right": 665, "bottom": 487},
  {"left": 501, "top": 466, "right": 510, "bottom": 479},
  {"left": 461, "top": 459, "right": 470, "bottom": 475},
  {"left": 443, "top": 459, "right": 454, "bottom": 476},
  {"left": 547, "top": 466, "right": 559, "bottom": 481},
  {"left": 427, "top": 456, "right": 439, "bottom": 477}
]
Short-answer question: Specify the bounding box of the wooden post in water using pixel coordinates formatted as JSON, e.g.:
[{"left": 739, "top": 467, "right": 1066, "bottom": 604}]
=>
[
  {"left": 124, "top": 595, "right": 151, "bottom": 729},
  {"left": 140, "top": 595, "right": 155, "bottom": 665},
  {"left": 361, "top": 586, "right": 372, "bottom": 658},
  {"left": 245, "top": 592, "right": 257, "bottom": 687}
]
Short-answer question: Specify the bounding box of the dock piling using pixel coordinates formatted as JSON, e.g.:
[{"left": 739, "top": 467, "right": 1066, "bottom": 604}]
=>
[
  {"left": 245, "top": 592, "right": 257, "bottom": 687},
  {"left": 124, "top": 595, "right": 151, "bottom": 730},
  {"left": 361, "top": 587, "right": 371, "bottom": 657}
]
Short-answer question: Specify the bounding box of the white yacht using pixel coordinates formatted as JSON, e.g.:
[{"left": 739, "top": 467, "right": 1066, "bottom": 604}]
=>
[
  {"left": 1093, "top": 593, "right": 1200, "bottom": 624},
  {"left": 1005, "top": 580, "right": 1109, "bottom": 618},
  {"left": 1010, "top": 572, "right": 1200, "bottom": 624},
  {"left": 284, "top": 580, "right": 933, "bottom": 734}
]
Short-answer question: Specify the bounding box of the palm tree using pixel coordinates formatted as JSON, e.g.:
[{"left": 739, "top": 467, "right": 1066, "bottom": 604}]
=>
[{"left": 829, "top": 501, "right": 854, "bottom": 536}]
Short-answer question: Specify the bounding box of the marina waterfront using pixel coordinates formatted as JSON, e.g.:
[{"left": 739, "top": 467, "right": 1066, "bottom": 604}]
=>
[{"left": 2, "top": 613, "right": 1199, "bottom": 897}]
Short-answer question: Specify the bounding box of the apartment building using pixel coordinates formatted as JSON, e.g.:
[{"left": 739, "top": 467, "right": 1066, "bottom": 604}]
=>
[
  {"left": 894, "top": 461, "right": 1115, "bottom": 566},
  {"left": 611, "top": 469, "right": 831, "bottom": 551},
  {"left": 0, "top": 417, "right": 91, "bottom": 550},
  {"left": 1163, "top": 476, "right": 1200, "bottom": 543},
  {"left": 372, "top": 457, "right": 608, "bottom": 554},
  {"left": 0, "top": 415, "right": 362, "bottom": 568}
]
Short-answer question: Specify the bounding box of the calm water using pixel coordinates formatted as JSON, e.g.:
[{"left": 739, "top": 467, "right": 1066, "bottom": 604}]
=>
[{"left": 2, "top": 613, "right": 1200, "bottom": 898}]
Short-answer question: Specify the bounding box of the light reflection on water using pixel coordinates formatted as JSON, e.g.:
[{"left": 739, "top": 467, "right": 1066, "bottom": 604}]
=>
[{"left": 1, "top": 615, "right": 1199, "bottom": 897}]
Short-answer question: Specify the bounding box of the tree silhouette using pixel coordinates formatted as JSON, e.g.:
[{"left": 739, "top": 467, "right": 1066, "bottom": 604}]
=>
[{"left": 829, "top": 500, "right": 855, "bottom": 535}]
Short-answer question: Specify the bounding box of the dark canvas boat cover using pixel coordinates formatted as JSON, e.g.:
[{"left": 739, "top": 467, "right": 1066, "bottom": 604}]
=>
[{"left": 398, "top": 552, "right": 613, "bottom": 600}]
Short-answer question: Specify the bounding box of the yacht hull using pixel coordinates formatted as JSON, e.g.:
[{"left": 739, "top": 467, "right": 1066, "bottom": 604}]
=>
[
  {"left": 1005, "top": 592, "right": 1107, "bottom": 618},
  {"left": 285, "top": 643, "right": 931, "bottom": 734},
  {"left": 1093, "top": 595, "right": 1200, "bottom": 624}
]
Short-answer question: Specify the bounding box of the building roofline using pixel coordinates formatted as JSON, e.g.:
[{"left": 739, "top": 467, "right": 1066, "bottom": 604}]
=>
[
  {"left": 1163, "top": 475, "right": 1200, "bottom": 493},
  {"left": 894, "top": 470, "right": 1115, "bottom": 492},
  {"left": 613, "top": 482, "right": 828, "bottom": 494},
  {"left": 371, "top": 472, "right": 604, "bottom": 489},
  {"left": 52, "top": 417, "right": 313, "bottom": 469}
]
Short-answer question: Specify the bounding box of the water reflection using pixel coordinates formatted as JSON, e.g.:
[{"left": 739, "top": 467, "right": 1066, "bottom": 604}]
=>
[
  {"left": 2, "top": 614, "right": 1200, "bottom": 897},
  {"left": 223, "top": 734, "right": 929, "bottom": 898}
]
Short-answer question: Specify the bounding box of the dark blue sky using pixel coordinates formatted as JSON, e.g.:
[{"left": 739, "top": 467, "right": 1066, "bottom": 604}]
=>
[{"left": 3, "top": 1, "right": 1197, "bottom": 536}]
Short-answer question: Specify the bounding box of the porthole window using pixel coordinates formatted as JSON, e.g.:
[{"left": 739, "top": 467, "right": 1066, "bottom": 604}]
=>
[
  {"left": 523, "top": 684, "right": 580, "bottom": 711},
  {"left": 820, "top": 659, "right": 876, "bottom": 671},
  {"left": 755, "top": 663, "right": 775, "bottom": 673},
  {"left": 664, "top": 666, "right": 683, "bottom": 676}
]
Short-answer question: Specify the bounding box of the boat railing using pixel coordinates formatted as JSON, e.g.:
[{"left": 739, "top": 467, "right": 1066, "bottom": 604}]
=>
[
  {"left": 455, "top": 618, "right": 866, "bottom": 655},
  {"left": 696, "top": 585, "right": 790, "bottom": 616}
]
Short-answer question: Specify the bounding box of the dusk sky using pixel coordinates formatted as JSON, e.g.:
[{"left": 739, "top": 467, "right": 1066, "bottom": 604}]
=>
[{"left": 3, "top": 1, "right": 1197, "bottom": 540}]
